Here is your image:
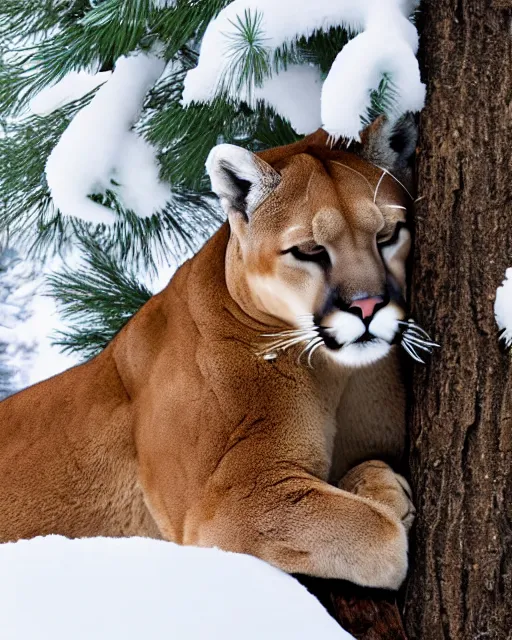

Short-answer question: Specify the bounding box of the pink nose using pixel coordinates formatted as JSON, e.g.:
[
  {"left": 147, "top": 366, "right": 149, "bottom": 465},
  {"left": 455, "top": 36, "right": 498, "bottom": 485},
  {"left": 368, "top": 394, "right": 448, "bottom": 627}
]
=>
[{"left": 349, "top": 296, "right": 384, "bottom": 319}]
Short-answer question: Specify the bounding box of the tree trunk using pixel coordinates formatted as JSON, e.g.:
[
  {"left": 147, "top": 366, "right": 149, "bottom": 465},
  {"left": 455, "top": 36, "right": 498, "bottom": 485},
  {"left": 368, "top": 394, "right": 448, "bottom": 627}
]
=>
[
  {"left": 404, "top": 1, "right": 512, "bottom": 638},
  {"left": 300, "top": 577, "right": 407, "bottom": 640}
]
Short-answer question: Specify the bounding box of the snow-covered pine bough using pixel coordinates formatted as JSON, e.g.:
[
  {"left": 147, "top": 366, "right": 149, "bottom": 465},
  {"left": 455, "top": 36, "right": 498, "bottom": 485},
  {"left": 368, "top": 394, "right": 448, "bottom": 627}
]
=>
[{"left": 0, "top": 118, "right": 435, "bottom": 592}]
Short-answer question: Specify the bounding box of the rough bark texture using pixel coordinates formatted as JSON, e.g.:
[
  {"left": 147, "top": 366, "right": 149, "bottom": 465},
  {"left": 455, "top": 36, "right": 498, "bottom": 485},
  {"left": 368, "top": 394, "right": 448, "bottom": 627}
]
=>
[
  {"left": 299, "top": 577, "right": 407, "bottom": 640},
  {"left": 404, "top": 1, "right": 512, "bottom": 638}
]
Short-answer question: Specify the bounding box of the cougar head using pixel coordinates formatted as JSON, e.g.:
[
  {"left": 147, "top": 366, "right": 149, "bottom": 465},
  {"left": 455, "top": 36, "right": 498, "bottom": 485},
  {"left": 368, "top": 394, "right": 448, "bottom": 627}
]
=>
[{"left": 207, "top": 117, "right": 417, "bottom": 368}]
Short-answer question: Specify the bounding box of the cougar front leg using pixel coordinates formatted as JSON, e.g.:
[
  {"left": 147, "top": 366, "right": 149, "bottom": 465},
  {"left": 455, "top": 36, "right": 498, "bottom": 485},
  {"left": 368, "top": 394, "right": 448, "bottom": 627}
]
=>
[{"left": 188, "top": 466, "right": 413, "bottom": 590}]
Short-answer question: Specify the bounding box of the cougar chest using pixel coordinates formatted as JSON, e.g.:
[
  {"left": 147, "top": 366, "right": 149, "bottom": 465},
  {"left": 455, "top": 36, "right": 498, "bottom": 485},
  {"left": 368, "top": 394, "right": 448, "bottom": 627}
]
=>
[{"left": 329, "top": 350, "right": 406, "bottom": 482}]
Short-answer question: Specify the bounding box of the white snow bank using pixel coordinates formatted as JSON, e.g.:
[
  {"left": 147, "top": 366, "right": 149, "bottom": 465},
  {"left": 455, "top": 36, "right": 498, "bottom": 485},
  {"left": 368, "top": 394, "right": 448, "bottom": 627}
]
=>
[
  {"left": 183, "top": 0, "right": 425, "bottom": 139},
  {"left": 495, "top": 268, "right": 512, "bottom": 349},
  {"left": 0, "top": 536, "right": 354, "bottom": 640},
  {"left": 45, "top": 51, "right": 171, "bottom": 224}
]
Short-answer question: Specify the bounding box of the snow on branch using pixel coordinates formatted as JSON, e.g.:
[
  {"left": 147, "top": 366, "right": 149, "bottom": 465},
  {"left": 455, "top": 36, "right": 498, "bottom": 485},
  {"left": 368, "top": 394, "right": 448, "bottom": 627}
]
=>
[
  {"left": 183, "top": 0, "right": 425, "bottom": 139},
  {"left": 30, "top": 70, "right": 112, "bottom": 117},
  {"left": 495, "top": 268, "right": 512, "bottom": 349},
  {"left": 150, "top": 0, "right": 177, "bottom": 6},
  {"left": 45, "top": 51, "right": 171, "bottom": 225}
]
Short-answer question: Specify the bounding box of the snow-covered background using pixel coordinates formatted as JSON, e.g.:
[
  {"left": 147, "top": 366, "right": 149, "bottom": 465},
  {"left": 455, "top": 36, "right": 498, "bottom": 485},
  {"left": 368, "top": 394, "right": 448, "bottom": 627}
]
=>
[
  {"left": 0, "top": 248, "right": 177, "bottom": 399},
  {"left": 0, "top": 253, "right": 79, "bottom": 393},
  {"left": 1, "top": 536, "right": 354, "bottom": 640}
]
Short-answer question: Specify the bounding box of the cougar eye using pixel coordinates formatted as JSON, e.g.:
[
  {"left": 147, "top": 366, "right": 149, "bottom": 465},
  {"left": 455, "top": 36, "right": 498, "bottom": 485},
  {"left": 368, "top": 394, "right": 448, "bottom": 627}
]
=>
[{"left": 283, "top": 244, "right": 330, "bottom": 266}]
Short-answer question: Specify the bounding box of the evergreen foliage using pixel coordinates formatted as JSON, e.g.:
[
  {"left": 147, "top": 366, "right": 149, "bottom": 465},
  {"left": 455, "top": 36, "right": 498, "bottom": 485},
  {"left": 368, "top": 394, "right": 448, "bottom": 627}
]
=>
[
  {"left": 47, "top": 237, "right": 153, "bottom": 360},
  {"left": 0, "top": 0, "right": 399, "bottom": 363}
]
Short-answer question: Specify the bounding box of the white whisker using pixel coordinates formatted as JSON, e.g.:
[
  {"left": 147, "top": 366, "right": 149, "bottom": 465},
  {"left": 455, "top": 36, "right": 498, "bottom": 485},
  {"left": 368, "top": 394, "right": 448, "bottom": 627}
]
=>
[
  {"left": 307, "top": 339, "right": 324, "bottom": 367},
  {"left": 399, "top": 319, "right": 437, "bottom": 340},
  {"left": 373, "top": 170, "right": 386, "bottom": 204},
  {"left": 261, "top": 327, "right": 315, "bottom": 339},
  {"left": 373, "top": 165, "right": 414, "bottom": 201},
  {"left": 402, "top": 339, "right": 432, "bottom": 354},
  {"left": 401, "top": 340, "right": 425, "bottom": 364},
  {"left": 399, "top": 318, "right": 439, "bottom": 363},
  {"left": 262, "top": 333, "right": 317, "bottom": 353},
  {"left": 330, "top": 161, "right": 375, "bottom": 196},
  {"left": 401, "top": 326, "right": 430, "bottom": 340},
  {"left": 404, "top": 339, "right": 438, "bottom": 352},
  {"left": 298, "top": 337, "right": 324, "bottom": 367},
  {"left": 402, "top": 332, "right": 439, "bottom": 348},
  {"left": 258, "top": 315, "right": 326, "bottom": 365}
]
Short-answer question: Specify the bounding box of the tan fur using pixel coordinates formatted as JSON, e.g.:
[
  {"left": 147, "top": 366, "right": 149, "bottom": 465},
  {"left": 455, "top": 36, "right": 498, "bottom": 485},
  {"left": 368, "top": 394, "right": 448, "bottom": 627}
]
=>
[{"left": 0, "top": 128, "right": 415, "bottom": 589}]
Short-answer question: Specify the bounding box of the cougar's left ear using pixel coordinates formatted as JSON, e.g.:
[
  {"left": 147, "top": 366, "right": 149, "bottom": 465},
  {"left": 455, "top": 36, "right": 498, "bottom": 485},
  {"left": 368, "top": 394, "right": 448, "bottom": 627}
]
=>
[
  {"left": 359, "top": 114, "right": 418, "bottom": 186},
  {"left": 206, "top": 144, "right": 281, "bottom": 220}
]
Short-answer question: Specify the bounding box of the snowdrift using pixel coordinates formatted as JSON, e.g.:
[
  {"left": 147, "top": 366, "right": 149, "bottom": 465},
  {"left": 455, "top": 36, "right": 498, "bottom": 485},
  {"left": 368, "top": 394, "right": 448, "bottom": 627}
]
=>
[{"left": 0, "top": 535, "right": 354, "bottom": 640}]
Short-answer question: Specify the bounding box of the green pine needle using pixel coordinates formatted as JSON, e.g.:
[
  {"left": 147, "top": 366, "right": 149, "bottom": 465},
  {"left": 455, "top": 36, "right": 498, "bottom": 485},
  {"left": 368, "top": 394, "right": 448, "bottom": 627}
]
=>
[
  {"left": 1, "top": 0, "right": 159, "bottom": 116},
  {"left": 48, "top": 237, "right": 153, "bottom": 360},
  {"left": 153, "top": 0, "right": 231, "bottom": 60},
  {"left": 221, "top": 9, "right": 271, "bottom": 99},
  {"left": 363, "top": 73, "right": 400, "bottom": 126}
]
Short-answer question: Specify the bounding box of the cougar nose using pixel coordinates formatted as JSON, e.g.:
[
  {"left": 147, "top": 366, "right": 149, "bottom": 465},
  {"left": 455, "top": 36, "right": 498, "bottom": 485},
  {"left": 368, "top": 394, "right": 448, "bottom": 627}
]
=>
[{"left": 349, "top": 296, "right": 384, "bottom": 319}]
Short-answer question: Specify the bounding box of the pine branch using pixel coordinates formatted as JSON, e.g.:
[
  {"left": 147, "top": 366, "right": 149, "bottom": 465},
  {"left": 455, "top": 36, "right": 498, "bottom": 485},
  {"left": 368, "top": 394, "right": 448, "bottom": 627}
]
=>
[
  {"left": 221, "top": 9, "right": 271, "bottom": 99},
  {"left": 0, "top": 88, "right": 221, "bottom": 268},
  {"left": 0, "top": 0, "right": 90, "bottom": 42},
  {"left": 47, "top": 237, "right": 153, "bottom": 360},
  {"left": 0, "top": 94, "right": 93, "bottom": 255},
  {"left": 145, "top": 98, "right": 237, "bottom": 191},
  {"left": 1, "top": 0, "right": 160, "bottom": 116},
  {"left": 88, "top": 191, "right": 223, "bottom": 270},
  {"left": 294, "top": 26, "right": 352, "bottom": 76},
  {"left": 363, "top": 73, "right": 401, "bottom": 126},
  {"left": 153, "top": 0, "right": 232, "bottom": 60},
  {"left": 250, "top": 104, "right": 301, "bottom": 149}
]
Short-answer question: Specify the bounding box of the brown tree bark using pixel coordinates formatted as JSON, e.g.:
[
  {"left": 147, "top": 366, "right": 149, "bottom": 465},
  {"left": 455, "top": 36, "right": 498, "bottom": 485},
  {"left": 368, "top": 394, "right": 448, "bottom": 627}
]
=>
[
  {"left": 300, "top": 577, "right": 407, "bottom": 640},
  {"left": 404, "top": 1, "right": 512, "bottom": 638}
]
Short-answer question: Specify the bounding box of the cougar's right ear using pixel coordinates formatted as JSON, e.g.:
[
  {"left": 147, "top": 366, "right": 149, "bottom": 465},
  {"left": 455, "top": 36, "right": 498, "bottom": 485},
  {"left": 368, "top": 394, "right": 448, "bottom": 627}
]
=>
[{"left": 206, "top": 144, "right": 281, "bottom": 221}]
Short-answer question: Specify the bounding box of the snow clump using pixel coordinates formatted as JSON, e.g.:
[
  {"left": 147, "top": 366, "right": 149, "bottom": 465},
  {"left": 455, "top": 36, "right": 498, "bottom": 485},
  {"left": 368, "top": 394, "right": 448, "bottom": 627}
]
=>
[
  {"left": 45, "top": 51, "right": 171, "bottom": 225},
  {"left": 495, "top": 268, "right": 512, "bottom": 348},
  {"left": 183, "top": 0, "right": 425, "bottom": 140}
]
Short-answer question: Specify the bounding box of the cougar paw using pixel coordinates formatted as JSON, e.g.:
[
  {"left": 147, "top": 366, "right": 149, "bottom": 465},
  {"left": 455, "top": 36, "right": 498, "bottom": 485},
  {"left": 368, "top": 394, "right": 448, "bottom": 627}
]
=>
[{"left": 339, "top": 460, "right": 416, "bottom": 531}]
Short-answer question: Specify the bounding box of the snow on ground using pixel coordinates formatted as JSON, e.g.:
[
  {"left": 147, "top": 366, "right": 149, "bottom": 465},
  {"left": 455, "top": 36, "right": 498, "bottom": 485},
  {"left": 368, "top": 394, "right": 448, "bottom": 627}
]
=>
[
  {"left": 495, "top": 268, "right": 512, "bottom": 348},
  {"left": 183, "top": 0, "right": 425, "bottom": 139},
  {"left": 0, "top": 536, "right": 354, "bottom": 640},
  {"left": 45, "top": 50, "right": 171, "bottom": 224}
]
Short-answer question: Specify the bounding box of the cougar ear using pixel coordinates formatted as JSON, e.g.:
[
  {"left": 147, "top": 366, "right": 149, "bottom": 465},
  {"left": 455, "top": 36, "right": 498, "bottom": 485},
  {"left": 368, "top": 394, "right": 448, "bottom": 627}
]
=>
[
  {"left": 206, "top": 144, "right": 281, "bottom": 220},
  {"left": 359, "top": 114, "right": 418, "bottom": 186}
]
